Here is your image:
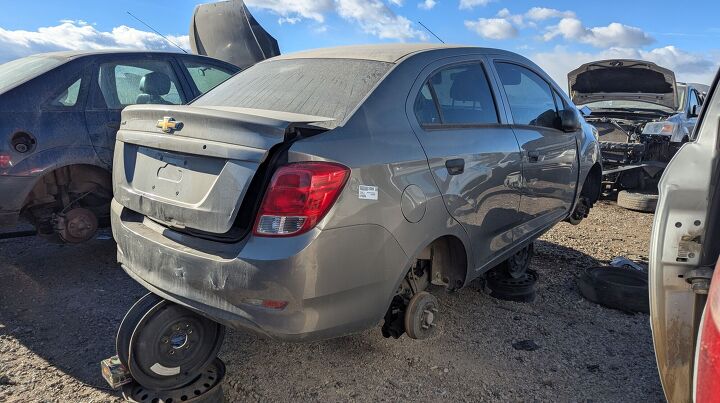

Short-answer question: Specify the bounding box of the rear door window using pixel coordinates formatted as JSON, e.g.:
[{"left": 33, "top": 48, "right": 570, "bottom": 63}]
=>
[
  {"left": 414, "top": 63, "right": 499, "bottom": 126},
  {"left": 97, "top": 59, "right": 184, "bottom": 109},
  {"left": 495, "top": 62, "right": 559, "bottom": 129},
  {"left": 181, "top": 60, "right": 235, "bottom": 94},
  {"left": 50, "top": 77, "right": 83, "bottom": 107}
]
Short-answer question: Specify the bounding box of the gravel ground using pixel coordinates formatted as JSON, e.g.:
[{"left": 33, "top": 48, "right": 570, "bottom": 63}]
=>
[{"left": 0, "top": 201, "right": 663, "bottom": 402}]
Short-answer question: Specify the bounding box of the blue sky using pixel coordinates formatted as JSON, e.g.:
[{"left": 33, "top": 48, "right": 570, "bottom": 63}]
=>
[{"left": 1, "top": 0, "right": 718, "bottom": 88}]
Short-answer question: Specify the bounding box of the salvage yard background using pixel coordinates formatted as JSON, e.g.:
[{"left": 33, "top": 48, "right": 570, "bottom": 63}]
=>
[{"left": 0, "top": 201, "right": 662, "bottom": 402}]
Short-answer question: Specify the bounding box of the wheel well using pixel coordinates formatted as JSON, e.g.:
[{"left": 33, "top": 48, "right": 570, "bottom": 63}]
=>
[
  {"left": 416, "top": 235, "right": 468, "bottom": 291},
  {"left": 582, "top": 163, "right": 602, "bottom": 204},
  {"left": 22, "top": 164, "right": 112, "bottom": 215}
]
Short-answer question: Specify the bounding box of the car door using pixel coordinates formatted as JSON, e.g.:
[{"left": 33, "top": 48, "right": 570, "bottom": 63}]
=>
[
  {"left": 492, "top": 61, "right": 579, "bottom": 240},
  {"left": 176, "top": 57, "right": 239, "bottom": 99},
  {"left": 408, "top": 58, "right": 524, "bottom": 269},
  {"left": 85, "top": 55, "right": 189, "bottom": 165},
  {"left": 650, "top": 72, "right": 720, "bottom": 403},
  {"left": 38, "top": 64, "right": 92, "bottom": 159}
]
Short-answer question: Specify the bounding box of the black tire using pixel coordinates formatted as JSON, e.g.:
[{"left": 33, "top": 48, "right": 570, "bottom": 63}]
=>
[
  {"left": 577, "top": 267, "right": 649, "bottom": 313},
  {"left": 617, "top": 190, "right": 658, "bottom": 213}
]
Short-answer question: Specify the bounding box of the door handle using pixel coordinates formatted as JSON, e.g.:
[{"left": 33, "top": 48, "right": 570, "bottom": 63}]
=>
[
  {"left": 527, "top": 151, "right": 540, "bottom": 163},
  {"left": 445, "top": 158, "right": 465, "bottom": 175}
]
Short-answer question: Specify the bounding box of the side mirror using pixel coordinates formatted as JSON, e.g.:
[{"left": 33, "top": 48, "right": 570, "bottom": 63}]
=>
[
  {"left": 689, "top": 104, "right": 700, "bottom": 118},
  {"left": 560, "top": 109, "right": 582, "bottom": 132}
]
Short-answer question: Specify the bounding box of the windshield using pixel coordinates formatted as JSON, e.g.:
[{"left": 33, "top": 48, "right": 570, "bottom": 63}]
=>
[
  {"left": 581, "top": 100, "right": 674, "bottom": 114},
  {"left": 193, "top": 58, "right": 393, "bottom": 129},
  {"left": 0, "top": 55, "right": 66, "bottom": 94}
]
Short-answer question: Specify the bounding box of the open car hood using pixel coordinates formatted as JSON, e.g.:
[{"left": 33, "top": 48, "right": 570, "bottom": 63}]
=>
[
  {"left": 568, "top": 59, "right": 678, "bottom": 110},
  {"left": 190, "top": 0, "right": 280, "bottom": 69}
]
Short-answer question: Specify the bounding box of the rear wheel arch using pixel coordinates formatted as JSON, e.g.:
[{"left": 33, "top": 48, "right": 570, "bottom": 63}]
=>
[
  {"left": 415, "top": 234, "right": 469, "bottom": 291},
  {"left": 21, "top": 163, "right": 113, "bottom": 226}
]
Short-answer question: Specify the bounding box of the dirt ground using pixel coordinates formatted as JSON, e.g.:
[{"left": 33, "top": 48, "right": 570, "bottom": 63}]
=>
[{"left": 0, "top": 201, "right": 663, "bottom": 402}]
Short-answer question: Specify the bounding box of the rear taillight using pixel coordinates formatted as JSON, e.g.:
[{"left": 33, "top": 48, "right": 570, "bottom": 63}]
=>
[
  {"left": 696, "top": 261, "right": 720, "bottom": 402},
  {"left": 253, "top": 162, "right": 350, "bottom": 237},
  {"left": 0, "top": 154, "right": 11, "bottom": 169}
]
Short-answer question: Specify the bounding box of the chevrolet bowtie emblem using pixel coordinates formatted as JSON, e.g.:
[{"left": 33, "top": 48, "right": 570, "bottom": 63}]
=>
[{"left": 156, "top": 117, "right": 183, "bottom": 134}]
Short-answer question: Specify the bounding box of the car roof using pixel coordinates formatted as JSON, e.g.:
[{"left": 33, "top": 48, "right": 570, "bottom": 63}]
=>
[
  {"left": 271, "top": 43, "right": 517, "bottom": 64},
  {"left": 30, "top": 49, "right": 219, "bottom": 62}
]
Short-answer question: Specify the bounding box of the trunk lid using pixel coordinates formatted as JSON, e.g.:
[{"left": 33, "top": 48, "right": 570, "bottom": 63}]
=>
[
  {"left": 113, "top": 104, "right": 332, "bottom": 234},
  {"left": 190, "top": 0, "right": 280, "bottom": 69},
  {"left": 568, "top": 59, "right": 678, "bottom": 110}
]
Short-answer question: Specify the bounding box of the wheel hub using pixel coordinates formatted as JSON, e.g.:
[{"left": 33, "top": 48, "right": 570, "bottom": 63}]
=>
[
  {"left": 57, "top": 207, "right": 98, "bottom": 243},
  {"left": 404, "top": 291, "right": 439, "bottom": 339}
]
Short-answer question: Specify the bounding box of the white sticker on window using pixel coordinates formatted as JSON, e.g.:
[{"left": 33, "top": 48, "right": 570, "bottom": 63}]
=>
[{"left": 359, "top": 185, "right": 378, "bottom": 200}]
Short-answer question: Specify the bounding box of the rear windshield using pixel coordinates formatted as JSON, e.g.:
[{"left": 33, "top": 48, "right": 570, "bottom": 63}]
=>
[
  {"left": 193, "top": 58, "right": 393, "bottom": 129},
  {"left": 0, "top": 55, "right": 66, "bottom": 94}
]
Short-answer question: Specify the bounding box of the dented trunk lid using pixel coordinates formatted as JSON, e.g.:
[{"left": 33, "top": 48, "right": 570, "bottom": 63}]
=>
[{"left": 113, "top": 104, "right": 333, "bottom": 234}]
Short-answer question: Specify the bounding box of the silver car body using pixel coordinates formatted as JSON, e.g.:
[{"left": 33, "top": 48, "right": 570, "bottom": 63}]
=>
[{"left": 112, "top": 44, "right": 601, "bottom": 341}]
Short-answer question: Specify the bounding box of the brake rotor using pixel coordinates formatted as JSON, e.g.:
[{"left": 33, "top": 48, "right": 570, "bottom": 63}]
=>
[
  {"left": 117, "top": 293, "right": 225, "bottom": 391},
  {"left": 404, "top": 291, "right": 439, "bottom": 340},
  {"left": 58, "top": 207, "right": 98, "bottom": 243},
  {"left": 122, "top": 358, "right": 226, "bottom": 403}
]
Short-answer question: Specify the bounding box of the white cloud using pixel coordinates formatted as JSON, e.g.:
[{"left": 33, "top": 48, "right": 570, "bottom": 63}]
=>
[
  {"left": 419, "top": 0, "right": 437, "bottom": 10},
  {"left": 465, "top": 18, "right": 518, "bottom": 40},
  {"left": 335, "top": 0, "right": 427, "bottom": 40},
  {"left": 0, "top": 20, "right": 188, "bottom": 63},
  {"left": 459, "top": 0, "right": 494, "bottom": 10},
  {"left": 530, "top": 46, "right": 719, "bottom": 92},
  {"left": 496, "top": 9, "right": 526, "bottom": 28},
  {"left": 247, "top": 0, "right": 426, "bottom": 41},
  {"left": 244, "top": 0, "right": 334, "bottom": 23},
  {"left": 525, "top": 7, "right": 575, "bottom": 21},
  {"left": 544, "top": 18, "right": 654, "bottom": 48}
]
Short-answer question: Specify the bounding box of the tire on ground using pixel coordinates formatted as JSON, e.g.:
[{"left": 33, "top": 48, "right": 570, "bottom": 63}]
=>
[
  {"left": 617, "top": 190, "right": 658, "bottom": 213},
  {"left": 577, "top": 267, "right": 649, "bottom": 313}
]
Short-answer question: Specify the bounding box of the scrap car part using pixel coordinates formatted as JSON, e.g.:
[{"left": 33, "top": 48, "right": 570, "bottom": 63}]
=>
[
  {"left": 493, "top": 243, "right": 534, "bottom": 279},
  {"left": 122, "top": 358, "right": 226, "bottom": 403},
  {"left": 116, "top": 293, "right": 225, "bottom": 391},
  {"left": 486, "top": 269, "right": 538, "bottom": 302},
  {"left": 578, "top": 266, "right": 649, "bottom": 313},
  {"left": 617, "top": 190, "right": 659, "bottom": 213},
  {"left": 190, "top": 0, "right": 280, "bottom": 69},
  {"left": 55, "top": 207, "right": 98, "bottom": 243},
  {"left": 404, "top": 291, "right": 439, "bottom": 340}
]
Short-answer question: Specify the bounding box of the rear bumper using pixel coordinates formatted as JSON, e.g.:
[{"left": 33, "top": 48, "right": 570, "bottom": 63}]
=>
[
  {"left": 111, "top": 199, "right": 409, "bottom": 341},
  {"left": 0, "top": 175, "right": 37, "bottom": 226}
]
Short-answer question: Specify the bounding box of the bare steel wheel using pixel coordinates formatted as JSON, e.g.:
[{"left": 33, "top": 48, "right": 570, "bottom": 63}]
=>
[
  {"left": 404, "top": 291, "right": 439, "bottom": 340},
  {"left": 116, "top": 294, "right": 225, "bottom": 391}
]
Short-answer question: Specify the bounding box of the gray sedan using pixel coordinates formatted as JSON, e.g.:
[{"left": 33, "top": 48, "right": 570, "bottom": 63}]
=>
[{"left": 109, "top": 44, "right": 601, "bottom": 390}]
